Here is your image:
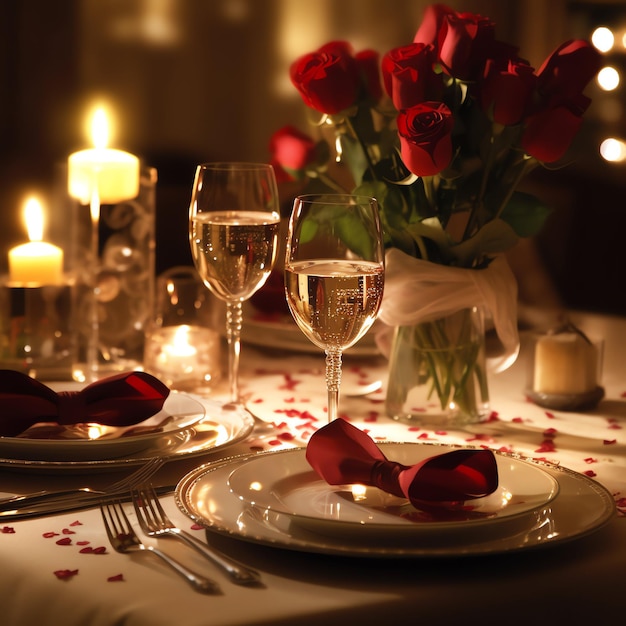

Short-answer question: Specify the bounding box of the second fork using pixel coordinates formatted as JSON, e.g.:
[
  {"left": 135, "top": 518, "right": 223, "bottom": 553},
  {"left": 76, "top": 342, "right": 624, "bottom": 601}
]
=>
[{"left": 132, "top": 484, "right": 261, "bottom": 586}]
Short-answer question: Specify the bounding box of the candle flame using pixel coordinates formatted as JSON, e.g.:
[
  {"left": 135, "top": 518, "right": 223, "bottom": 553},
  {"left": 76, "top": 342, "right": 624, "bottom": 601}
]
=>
[
  {"left": 90, "top": 106, "right": 110, "bottom": 149},
  {"left": 23, "top": 197, "right": 44, "bottom": 242}
]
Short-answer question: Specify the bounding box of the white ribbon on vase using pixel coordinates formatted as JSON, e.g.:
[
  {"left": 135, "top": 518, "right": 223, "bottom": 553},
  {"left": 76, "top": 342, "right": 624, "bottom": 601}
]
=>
[{"left": 376, "top": 248, "right": 520, "bottom": 372}]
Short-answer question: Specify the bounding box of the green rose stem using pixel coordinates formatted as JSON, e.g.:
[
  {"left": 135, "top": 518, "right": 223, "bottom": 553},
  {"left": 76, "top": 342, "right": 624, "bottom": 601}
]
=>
[{"left": 398, "top": 309, "right": 488, "bottom": 420}]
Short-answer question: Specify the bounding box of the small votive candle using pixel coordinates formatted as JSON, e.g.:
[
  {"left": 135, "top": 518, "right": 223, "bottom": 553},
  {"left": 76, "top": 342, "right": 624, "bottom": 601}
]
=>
[
  {"left": 533, "top": 331, "right": 598, "bottom": 395},
  {"left": 144, "top": 324, "right": 221, "bottom": 392},
  {"left": 528, "top": 321, "right": 604, "bottom": 410}
]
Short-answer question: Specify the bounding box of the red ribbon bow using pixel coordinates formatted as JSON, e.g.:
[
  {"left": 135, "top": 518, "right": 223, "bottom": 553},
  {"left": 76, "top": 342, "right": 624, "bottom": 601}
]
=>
[
  {"left": 306, "top": 418, "right": 498, "bottom": 509},
  {"left": 0, "top": 370, "right": 170, "bottom": 437}
]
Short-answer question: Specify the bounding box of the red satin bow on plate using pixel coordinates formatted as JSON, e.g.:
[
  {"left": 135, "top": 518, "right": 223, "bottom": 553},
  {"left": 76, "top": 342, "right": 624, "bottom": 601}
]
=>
[
  {"left": 306, "top": 418, "right": 498, "bottom": 509},
  {"left": 0, "top": 370, "right": 170, "bottom": 437}
]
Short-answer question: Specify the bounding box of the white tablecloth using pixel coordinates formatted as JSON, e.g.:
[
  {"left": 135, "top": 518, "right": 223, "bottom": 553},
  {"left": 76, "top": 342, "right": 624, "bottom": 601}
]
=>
[{"left": 0, "top": 311, "right": 624, "bottom": 626}]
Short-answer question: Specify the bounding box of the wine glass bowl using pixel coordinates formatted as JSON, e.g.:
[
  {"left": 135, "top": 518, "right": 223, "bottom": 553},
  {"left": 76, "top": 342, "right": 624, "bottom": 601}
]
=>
[
  {"left": 285, "top": 194, "right": 384, "bottom": 422},
  {"left": 189, "top": 162, "right": 280, "bottom": 402}
]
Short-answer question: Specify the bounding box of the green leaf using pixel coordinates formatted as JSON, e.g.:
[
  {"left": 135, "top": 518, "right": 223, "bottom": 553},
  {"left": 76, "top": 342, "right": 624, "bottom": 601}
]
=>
[
  {"left": 451, "top": 219, "right": 519, "bottom": 266},
  {"left": 334, "top": 213, "right": 375, "bottom": 260},
  {"left": 499, "top": 191, "right": 552, "bottom": 238},
  {"left": 299, "top": 217, "right": 319, "bottom": 244}
]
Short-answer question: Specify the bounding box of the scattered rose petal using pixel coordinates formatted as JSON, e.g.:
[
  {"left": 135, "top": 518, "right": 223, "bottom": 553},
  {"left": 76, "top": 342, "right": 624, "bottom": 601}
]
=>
[
  {"left": 545, "top": 411, "right": 555, "bottom": 419},
  {"left": 512, "top": 417, "right": 524, "bottom": 423},
  {"left": 43, "top": 531, "right": 60, "bottom": 538},
  {"left": 93, "top": 546, "right": 107, "bottom": 554},
  {"left": 277, "top": 432, "right": 296, "bottom": 441},
  {"left": 543, "top": 428, "right": 558, "bottom": 438},
  {"left": 190, "top": 523, "right": 204, "bottom": 531},
  {"left": 56, "top": 537, "right": 72, "bottom": 546},
  {"left": 62, "top": 528, "right": 76, "bottom": 535},
  {"left": 107, "top": 573, "right": 124, "bottom": 582},
  {"left": 77, "top": 540, "right": 90, "bottom": 546},
  {"left": 603, "top": 439, "right": 617, "bottom": 445},
  {"left": 584, "top": 470, "right": 597, "bottom": 477},
  {"left": 54, "top": 569, "right": 78, "bottom": 580},
  {"left": 79, "top": 546, "right": 94, "bottom": 554},
  {"left": 1, "top": 526, "right": 15, "bottom": 534},
  {"left": 69, "top": 520, "right": 83, "bottom": 527},
  {"left": 584, "top": 457, "right": 598, "bottom": 464},
  {"left": 535, "top": 440, "right": 556, "bottom": 453}
]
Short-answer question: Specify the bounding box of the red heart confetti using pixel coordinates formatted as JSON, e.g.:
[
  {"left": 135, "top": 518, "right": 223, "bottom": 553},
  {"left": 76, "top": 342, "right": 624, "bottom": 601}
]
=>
[{"left": 54, "top": 569, "right": 78, "bottom": 580}]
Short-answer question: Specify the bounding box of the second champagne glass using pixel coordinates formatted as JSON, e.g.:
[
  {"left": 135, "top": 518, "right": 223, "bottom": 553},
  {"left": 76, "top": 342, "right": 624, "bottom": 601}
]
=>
[
  {"left": 189, "top": 163, "right": 280, "bottom": 403},
  {"left": 285, "top": 194, "right": 384, "bottom": 423}
]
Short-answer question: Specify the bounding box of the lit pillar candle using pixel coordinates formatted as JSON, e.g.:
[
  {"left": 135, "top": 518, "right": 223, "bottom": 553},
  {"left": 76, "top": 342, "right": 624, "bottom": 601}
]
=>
[
  {"left": 533, "top": 330, "right": 599, "bottom": 395},
  {"left": 8, "top": 197, "right": 64, "bottom": 286},
  {"left": 67, "top": 106, "right": 140, "bottom": 205}
]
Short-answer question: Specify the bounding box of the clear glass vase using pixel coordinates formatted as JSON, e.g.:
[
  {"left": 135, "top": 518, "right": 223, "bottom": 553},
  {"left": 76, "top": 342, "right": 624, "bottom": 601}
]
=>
[{"left": 385, "top": 306, "right": 490, "bottom": 427}]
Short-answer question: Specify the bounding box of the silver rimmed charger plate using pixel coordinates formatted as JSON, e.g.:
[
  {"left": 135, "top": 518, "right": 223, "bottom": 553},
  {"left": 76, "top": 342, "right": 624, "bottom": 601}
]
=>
[
  {"left": 0, "top": 399, "right": 253, "bottom": 472},
  {"left": 175, "top": 443, "right": 616, "bottom": 558}
]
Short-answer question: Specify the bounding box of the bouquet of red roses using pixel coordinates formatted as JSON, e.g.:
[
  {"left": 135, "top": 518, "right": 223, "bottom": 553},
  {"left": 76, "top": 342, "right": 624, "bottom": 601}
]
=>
[{"left": 270, "top": 3, "right": 601, "bottom": 270}]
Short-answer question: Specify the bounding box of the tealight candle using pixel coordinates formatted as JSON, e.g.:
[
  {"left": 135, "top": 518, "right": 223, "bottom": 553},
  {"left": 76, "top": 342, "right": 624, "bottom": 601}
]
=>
[
  {"left": 533, "top": 330, "right": 598, "bottom": 395},
  {"left": 67, "top": 107, "right": 140, "bottom": 205},
  {"left": 8, "top": 197, "right": 64, "bottom": 286}
]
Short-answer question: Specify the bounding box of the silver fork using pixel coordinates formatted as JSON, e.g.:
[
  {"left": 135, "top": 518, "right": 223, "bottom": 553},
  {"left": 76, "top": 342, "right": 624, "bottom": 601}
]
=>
[
  {"left": 0, "top": 457, "right": 166, "bottom": 511},
  {"left": 132, "top": 484, "right": 261, "bottom": 586},
  {"left": 100, "top": 500, "right": 220, "bottom": 594}
]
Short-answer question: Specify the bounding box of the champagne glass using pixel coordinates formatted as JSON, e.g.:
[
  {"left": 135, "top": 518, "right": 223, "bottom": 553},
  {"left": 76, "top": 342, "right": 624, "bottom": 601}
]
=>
[
  {"left": 285, "top": 194, "right": 384, "bottom": 423},
  {"left": 189, "top": 163, "right": 280, "bottom": 403}
]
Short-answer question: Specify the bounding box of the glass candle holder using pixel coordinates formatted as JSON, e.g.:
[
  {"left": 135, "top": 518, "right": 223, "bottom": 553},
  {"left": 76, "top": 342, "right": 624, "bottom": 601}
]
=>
[
  {"left": 0, "top": 190, "right": 80, "bottom": 380},
  {"left": 69, "top": 165, "right": 157, "bottom": 382},
  {"left": 143, "top": 266, "right": 222, "bottom": 393}
]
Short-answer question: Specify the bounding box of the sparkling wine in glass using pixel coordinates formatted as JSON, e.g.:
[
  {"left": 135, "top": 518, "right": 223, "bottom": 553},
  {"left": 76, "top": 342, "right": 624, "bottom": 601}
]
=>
[
  {"left": 189, "top": 163, "right": 280, "bottom": 403},
  {"left": 285, "top": 194, "right": 384, "bottom": 423}
]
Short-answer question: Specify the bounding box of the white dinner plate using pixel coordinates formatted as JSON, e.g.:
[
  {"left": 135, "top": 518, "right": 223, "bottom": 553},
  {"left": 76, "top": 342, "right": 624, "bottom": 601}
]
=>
[
  {"left": 175, "top": 444, "right": 617, "bottom": 558},
  {"left": 0, "top": 398, "right": 253, "bottom": 471},
  {"left": 0, "top": 392, "right": 206, "bottom": 461},
  {"left": 226, "top": 445, "right": 559, "bottom": 535}
]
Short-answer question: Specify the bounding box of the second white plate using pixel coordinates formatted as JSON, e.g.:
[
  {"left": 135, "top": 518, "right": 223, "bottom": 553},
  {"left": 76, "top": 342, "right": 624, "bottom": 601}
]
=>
[{"left": 227, "top": 444, "right": 560, "bottom": 535}]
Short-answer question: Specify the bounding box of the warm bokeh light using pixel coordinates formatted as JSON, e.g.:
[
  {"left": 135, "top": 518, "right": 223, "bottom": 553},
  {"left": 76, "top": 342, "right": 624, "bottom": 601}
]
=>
[
  {"left": 597, "top": 66, "right": 620, "bottom": 91},
  {"left": 599, "top": 137, "right": 626, "bottom": 162},
  {"left": 592, "top": 26, "right": 615, "bottom": 52}
]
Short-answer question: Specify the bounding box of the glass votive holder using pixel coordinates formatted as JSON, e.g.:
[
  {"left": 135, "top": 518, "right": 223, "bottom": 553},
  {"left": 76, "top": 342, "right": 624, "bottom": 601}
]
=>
[
  {"left": 67, "top": 164, "right": 157, "bottom": 382},
  {"left": 143, "top": 266, "right": 222, "bottom": 394},
  {"left": 0, "top": 283, "right": 76, "bottom": 380},
  {"left": 0, "top": 191, "right": 80, "bottom": 380},
  {"left": 526, "top": 321, "right": 604, "bottom": 411}
]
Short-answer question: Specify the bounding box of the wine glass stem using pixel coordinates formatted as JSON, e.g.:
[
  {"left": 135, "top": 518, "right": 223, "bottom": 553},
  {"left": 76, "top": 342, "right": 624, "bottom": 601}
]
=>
[
  {"left": 226, "top": 301, "right": 243, "bottom": 403},
  {"left": 325, "top": 348, "right": 342, "bottom": 423}
]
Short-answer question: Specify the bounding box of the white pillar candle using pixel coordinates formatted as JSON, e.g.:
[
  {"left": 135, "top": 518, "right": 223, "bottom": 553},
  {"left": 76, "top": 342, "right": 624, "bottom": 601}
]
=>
[
  {"left": 533, "top": 331, "right": 598, "bottom": 395},
  {"left": 8, "top": 197, "right": 64, "bottom": 286},
  {"left": 67, "top": 107, "right": 140, "bottom": 205}
]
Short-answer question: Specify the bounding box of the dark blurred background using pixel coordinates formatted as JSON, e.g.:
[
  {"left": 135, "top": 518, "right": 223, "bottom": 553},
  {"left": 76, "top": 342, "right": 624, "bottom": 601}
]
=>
[{"left": 1, "top": 0, "right": 625, "bottom": 314}]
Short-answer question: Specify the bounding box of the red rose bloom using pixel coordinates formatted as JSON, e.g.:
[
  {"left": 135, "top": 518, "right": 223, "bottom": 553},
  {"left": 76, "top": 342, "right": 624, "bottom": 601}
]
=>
[
  {"left": 536, "top": 40, "right": 602, "bottom": 106},
  {"left": 438, "top": 11, "right": 496, "bottom": 81},
  {"left": 522, "top": 95, "right": 589, "bottom": 163},
  {"left": 269, "top": 126, "right": 318, "bottom": 180},
  {"left": 290, "top": 41, "right": 361, "bottom": 114},
  {"left": 481, "top": 58, "right": 536, "bottom": 125},
  {"left": 355, "top": 49, "right": 383, "bottom": 102},
  {"left": 413, "top": 4, "right": 454, "bottom": 50},
  {"left": 382, "top": 43, "right": 442, "bottom": 110},
  {"left": 397, "top": 101, "right": 453, "bottom": 176}
]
